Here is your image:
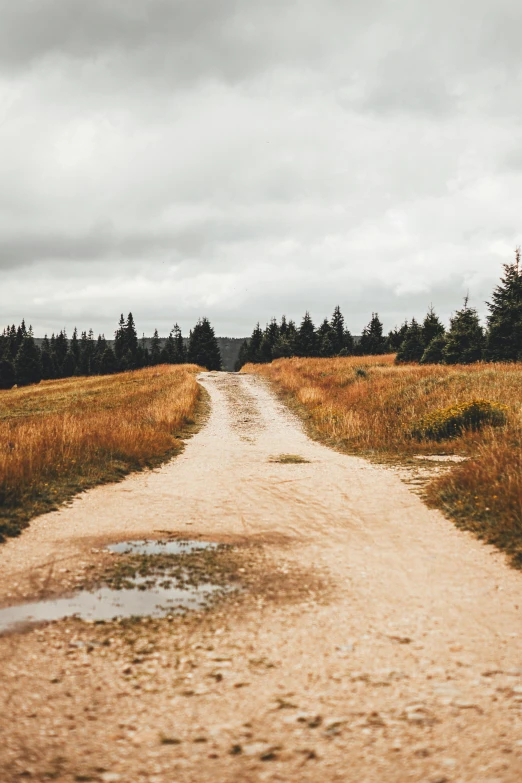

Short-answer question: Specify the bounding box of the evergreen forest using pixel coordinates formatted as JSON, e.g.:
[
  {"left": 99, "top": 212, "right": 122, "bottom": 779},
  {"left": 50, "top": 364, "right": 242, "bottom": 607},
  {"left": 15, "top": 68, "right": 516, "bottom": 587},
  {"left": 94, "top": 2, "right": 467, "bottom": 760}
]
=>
[
  {"left": 236, "top": 250, "right": 522, "bottom": 369},
  {"left": 1, "top": 250, "right": 521, "bottom": 388},
  {"left": 0, "top": 315, "right": 221, "bottom": 388}
]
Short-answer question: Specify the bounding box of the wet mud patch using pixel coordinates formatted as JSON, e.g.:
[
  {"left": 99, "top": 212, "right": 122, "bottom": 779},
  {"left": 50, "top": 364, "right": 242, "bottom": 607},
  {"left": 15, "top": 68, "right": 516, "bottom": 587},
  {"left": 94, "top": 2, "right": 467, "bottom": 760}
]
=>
[
  {"left": 0, "top": 538, "right": 330, "bottom": 637},
  {"left": 0, "top": 541, "right": 231, "bottom": 635}
]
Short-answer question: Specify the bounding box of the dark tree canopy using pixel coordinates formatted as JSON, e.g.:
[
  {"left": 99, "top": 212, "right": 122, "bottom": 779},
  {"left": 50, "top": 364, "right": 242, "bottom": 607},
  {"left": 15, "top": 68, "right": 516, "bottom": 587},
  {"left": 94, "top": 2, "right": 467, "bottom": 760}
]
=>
[
  {"left": 15, "top": 335, "right": 42, "bottom": 386},
  {"left": 443, "top": 299, "right": 485, "bottom": 365},
  {"left": 396, "top": 318, "right": 424, "bottom": 363},
  {"left": 486, "top": 248, "right": 522, "bottom": 362},
  {"left": 359, "top": 313, "right": 386, "bottom": 355},
  {"left": 188, "top": 318, "right": 222, "bottom": 371}
]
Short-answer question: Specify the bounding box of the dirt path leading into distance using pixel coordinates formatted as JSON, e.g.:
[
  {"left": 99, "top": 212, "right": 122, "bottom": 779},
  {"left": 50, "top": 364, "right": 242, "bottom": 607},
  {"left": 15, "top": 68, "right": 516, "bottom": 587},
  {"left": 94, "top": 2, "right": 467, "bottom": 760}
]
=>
[{"left": 1, "top": 372, "right": 522, "bottom": 783}]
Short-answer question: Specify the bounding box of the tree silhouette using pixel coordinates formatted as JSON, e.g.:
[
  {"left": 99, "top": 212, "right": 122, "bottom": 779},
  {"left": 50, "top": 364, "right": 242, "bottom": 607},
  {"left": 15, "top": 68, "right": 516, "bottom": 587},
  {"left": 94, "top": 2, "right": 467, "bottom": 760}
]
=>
[{"left": 486, "top": 248, "right": 522, "bottom": 362}]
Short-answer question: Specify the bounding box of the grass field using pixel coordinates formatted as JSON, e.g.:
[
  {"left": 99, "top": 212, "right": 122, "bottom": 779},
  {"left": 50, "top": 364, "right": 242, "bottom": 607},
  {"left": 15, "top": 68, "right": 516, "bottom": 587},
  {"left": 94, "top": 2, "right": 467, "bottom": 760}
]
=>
[
  {"left": 245, "top": 356, "right": 522, "bottom": 566},
  {"left": 0, "top": 365, "right": 202, "bottom": 541}
]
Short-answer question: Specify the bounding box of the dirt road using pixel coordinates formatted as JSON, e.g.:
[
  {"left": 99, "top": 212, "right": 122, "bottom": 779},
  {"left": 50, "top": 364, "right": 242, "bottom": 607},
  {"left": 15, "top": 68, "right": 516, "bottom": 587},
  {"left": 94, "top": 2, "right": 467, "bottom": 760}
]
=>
[{"left": 1, "top": 372, "right": 522, "bottom": 783}]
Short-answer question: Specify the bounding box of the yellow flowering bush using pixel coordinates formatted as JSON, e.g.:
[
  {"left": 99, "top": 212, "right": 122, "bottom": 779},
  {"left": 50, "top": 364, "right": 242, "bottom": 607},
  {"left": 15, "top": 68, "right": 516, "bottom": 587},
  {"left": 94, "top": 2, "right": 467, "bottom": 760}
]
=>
[{"left": 412, "top": 399, "right": 508, "bottom": 441}]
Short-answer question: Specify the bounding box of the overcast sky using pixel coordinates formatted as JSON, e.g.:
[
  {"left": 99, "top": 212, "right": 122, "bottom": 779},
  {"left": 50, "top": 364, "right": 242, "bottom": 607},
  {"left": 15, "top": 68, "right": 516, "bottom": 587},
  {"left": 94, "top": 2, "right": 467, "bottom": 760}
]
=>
[{"left": 1, "top": 0, "right": 521, "bottom": 338}]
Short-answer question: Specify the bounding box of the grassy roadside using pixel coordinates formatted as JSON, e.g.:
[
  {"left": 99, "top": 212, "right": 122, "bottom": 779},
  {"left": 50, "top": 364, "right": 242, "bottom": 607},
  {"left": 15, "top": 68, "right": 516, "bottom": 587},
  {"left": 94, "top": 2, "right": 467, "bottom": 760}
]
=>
[
  {"left": 0, "top": 365, "right": 205, "bottom": 541},
  {"left": 244, "top": 356, "right": 522, "bottom": 566}
]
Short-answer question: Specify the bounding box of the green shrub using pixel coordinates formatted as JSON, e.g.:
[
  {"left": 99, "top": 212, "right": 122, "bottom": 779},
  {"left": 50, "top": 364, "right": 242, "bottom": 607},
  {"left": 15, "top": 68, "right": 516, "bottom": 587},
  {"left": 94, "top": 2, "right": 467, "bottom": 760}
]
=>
[{"left": 412, "top": 399, "right": 508, "bottom": 441}]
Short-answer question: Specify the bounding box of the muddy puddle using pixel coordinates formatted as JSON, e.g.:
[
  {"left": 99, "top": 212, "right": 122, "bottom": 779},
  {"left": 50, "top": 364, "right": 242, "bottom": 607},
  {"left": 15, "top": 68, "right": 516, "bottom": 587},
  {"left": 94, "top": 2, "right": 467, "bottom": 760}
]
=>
[
  {"left": 107, "top": 539, "right": 218, "bottom": 556},
  {"left": 0, "top": 539, "right": 226, "bottom": 635}
]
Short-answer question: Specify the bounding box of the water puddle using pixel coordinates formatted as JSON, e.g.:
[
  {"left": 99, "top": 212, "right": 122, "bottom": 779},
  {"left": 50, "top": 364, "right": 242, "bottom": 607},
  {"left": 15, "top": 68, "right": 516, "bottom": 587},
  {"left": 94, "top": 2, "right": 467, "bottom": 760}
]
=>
[
  {"left": 0, "top": 539, "right": 225, "bottom": 635},
  {"left": 107, "top": 539, "right": 218, "bottom": 556}
]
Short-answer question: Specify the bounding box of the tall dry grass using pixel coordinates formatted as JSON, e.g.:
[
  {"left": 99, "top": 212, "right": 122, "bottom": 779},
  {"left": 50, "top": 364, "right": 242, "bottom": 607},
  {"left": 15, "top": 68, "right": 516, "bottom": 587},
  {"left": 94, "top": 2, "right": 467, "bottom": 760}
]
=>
[
  {"left": 245, "top": 356, "right": 522, "bottom": 564},
  {"left": 0, "top": 365, "right": 202, "bottom": 540}
]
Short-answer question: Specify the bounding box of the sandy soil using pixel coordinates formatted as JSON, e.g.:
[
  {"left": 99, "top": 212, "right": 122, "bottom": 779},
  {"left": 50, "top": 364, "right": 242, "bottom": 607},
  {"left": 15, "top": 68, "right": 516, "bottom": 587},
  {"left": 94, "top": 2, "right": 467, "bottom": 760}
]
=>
[{"left": 1, "top": 372, "right": 522, "bottom": 783}]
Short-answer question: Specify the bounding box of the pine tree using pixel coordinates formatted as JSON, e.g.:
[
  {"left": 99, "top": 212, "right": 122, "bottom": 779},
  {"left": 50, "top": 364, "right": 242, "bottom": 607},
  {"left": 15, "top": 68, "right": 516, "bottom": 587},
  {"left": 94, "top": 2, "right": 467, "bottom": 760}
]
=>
[
  {"left": 286, "top": 320, "right": 298, "bottom": 352},
  {"left": 272, "top": 336, "right": 294, "bottom": 359},
  {"left": 247, "top": 323, "right": 264, "bottom": 364},
  {"left": 296, "top": 312, "right": 317, "bottom": 356},
  {"left": 53, "top": 330, "right": 69, "bottom": 375},
  {"left": 420, "top": 334, "right": 446, "bottom": 364},
  {"left": 91, "top": 334, "right": 106, "bottom": 375},
  {"left": 422, "top": 306, "right": 445, "bottom": 348},
  {"left": 40, "top": 334, "right": 55, "bottom": 379},
  {"left": 7, "top": 325, "right": 19, "bottom": 361},
  {"left": 16, "top": 320, "right": 27, "bottom": 355},
  {"left": 100, "top": 346, "right": 117, "bottom": 374},
  {"left": 114, "top": 314, "right": 126, "bottom": 359},
  {"left": 386, "top": 322, "right": 408, "bottom": 353},
  {"left": 259, "top": 319, "right": 280, "bottom": 363},
  {"left": 320, "top": 330, "right": 335, "bottom": 358},
  {"left": 150, "top": 329, "right": 162, "bottom": 365},
  {"left": 443, "top": 298, "right": 484, "bottom": 364},
  {"left": 15, "top": 335, "right": 42, "bottom": 386},
  {"left": 70, "top": 327, "right": 80, "bottom": 365},
  {"left": 317, "top": 318, "right": 335, "bottom": 357},
  {"left": 330, "top": 306, "right": 346, "bottom": 355},
  {"left": 0, "top": 358, "right": 15, "bottom": 389},
  {"left": 342, "top": 328, "right": 354, "bottom": 355},
  {"left": 62, "top": 350, "right": 77, "bottom": 377},
  {"left": 259, "top": 334, "right": 273, "bottom": 363},
  {"left": 78, "top": 331, "right": 89, "bottom": 375},
  {"left": 172, "top": 324, "right": 186, "bottom": 364},
  {"left": 396, "top": 319, "right": 424, "bottom": 363},
  {"left": 486, "top": 248, "right": 522, "bottom": 362},
  {"left": 40, "top": 348, "right": 55, "bottom": 380},
  {"left": 359, "top": 313, "right": 386, "bottom": 355},
  {"left": 188, "top": 318, "right": 222, "bottom": 370},
  {"left": 125, "top": 313, "right": 139, "bottom": 361}
]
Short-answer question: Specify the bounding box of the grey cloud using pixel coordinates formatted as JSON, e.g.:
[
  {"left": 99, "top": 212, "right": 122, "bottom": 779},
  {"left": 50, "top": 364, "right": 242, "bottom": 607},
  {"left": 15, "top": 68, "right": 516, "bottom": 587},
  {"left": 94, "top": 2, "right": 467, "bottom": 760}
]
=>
[
  {"left": 0, "top": 227, "right": 207, "bottom": 269},
  {"left": 0, "top": 0, "right": 521, "bottom": 337}
]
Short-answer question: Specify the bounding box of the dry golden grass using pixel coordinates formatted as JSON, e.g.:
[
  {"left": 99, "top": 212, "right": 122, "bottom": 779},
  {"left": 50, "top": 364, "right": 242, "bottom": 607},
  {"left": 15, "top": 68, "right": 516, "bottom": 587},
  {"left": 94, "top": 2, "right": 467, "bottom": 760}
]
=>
[
  {"left": 0, "top": 365, "right": 203, "bottom": 540},
  {"left": 245, "top": 356, "right": 522, "bottom": 564}
]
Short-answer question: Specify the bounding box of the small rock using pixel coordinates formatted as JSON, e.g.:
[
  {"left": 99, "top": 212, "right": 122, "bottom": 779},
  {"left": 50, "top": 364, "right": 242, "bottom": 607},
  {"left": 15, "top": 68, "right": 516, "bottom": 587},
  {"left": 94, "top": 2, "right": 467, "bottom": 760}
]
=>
[
  {"left": 260, "top": 749, "right": 278, "bottom": 762},
  {"left": 101, "top": 774, "right": 121, "bottom": 783}
]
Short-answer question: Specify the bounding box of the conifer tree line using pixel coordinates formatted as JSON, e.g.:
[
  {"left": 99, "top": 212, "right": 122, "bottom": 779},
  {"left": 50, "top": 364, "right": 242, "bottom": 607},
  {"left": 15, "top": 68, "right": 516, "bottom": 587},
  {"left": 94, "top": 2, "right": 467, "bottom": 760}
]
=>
[
  {"left": 0, "top": 314, "right": 221, "bottom": 388},
  {"left": 237, "top": 250, "right": 522, "bottom": 368}
]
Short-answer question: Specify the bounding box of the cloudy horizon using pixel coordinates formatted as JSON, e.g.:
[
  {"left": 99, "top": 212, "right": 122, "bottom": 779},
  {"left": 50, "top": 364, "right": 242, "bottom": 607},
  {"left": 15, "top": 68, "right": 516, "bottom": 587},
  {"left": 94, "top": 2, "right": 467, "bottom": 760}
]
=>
[{"left": 1, "top": 0, "right": 521, "bottom": 338}]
